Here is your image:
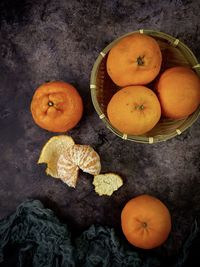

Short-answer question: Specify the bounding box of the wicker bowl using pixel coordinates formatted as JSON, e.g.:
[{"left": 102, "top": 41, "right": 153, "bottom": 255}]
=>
[{"left": 90, "top": 29, "right": 200, "bottom": 143}]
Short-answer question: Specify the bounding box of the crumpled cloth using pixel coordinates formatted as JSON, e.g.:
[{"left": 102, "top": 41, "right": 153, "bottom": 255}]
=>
[{"left": 0, "top": 200, "right": 198, "bottom": 267}]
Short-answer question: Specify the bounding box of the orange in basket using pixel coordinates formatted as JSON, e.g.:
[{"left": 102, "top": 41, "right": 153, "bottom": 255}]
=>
[
  {"left": 106, "top": 33, "right": 162, "bottom": 86},
  {"left": 107, "top": 86, "right": 161, "bottom": 135},
  {"left": 156, "top": 66, "right": 200, "bottom": 119}
]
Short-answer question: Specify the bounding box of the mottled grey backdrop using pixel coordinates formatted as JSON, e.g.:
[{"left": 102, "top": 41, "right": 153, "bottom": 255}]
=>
[{"left": 0, "top": 0, "right": 200, "bottom": 258}]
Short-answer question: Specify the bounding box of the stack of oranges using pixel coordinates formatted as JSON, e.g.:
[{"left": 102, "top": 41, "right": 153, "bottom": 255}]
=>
[{"left": 106, "top": 33, "right": 200, "bottom": 135}]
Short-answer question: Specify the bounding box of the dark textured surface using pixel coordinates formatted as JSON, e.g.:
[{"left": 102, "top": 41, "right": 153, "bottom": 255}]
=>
[{"left": 0, "top": 0, "right": 200, "bottom": 260}]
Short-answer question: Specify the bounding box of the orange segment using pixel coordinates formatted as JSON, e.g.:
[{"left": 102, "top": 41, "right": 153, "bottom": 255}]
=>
[
  {"left": 57, "top": 144, "right": 101, "bottom": 187},
  {"left": 57, "top": 154, "right": 79, "bottom": 188}
]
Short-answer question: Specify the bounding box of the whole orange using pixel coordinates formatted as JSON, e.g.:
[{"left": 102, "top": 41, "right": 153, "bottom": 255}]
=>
[
  {"left": 121, "top": 195, "right": 172, "bottom": 249},
  {"left": 31, "top": 81, "right": 83, "bottom": 132},
  {"left": 156, "top": 66, "right": 200, "bottom": 119},
  {"left": 107, "top": 86, "right": 161, "bottom": 135},
  {"left": 106, "top": 33, "right": 162, "bottom": 86}
]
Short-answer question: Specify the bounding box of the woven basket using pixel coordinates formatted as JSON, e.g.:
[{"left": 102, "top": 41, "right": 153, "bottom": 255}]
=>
[{"left": 90, "top": 29, "right": 200, "bottom": 143}]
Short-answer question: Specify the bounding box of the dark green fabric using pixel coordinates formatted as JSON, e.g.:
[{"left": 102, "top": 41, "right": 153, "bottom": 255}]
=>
[
  {"left": 0, "top": 200, "right": 75, "bottom": 267},
  {"left": 0, "top": 200, "right": 198, "bottom": 267}
]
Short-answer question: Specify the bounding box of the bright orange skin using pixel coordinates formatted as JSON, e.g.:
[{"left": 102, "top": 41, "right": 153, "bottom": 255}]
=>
[
  {"left": 107, "top": 86, "right": 161, "bottom": 135},
  {"left": 121, "top": 195, "right": 172, "bottom": 249},
  {"left": 107, "top": 33, "right": 162, "bottom": 86},
  {"left": 31, "top": 81, "right": 83, "bottom": 132},
  {"left": 156, "top": 67, "right": 200, "bottom": 119}
]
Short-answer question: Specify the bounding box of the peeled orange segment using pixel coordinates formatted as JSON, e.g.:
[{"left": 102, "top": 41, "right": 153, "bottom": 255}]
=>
[
  {"left": 57, "top": 154, "right": 79, "bottom": 188},
  {"left": 73, "top": 144, "right": 101, "bottom": 175},
  {"left": 93, "top": 173, "right": 123, "bottom": 196},
  {"left": 38, "top": 135, "right": 75, "bottom": 178},
  {"left": 57, "top": 144, "right": 101, "bottom": 187}
]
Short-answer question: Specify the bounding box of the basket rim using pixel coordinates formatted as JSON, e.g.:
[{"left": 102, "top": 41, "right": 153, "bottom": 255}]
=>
[{"left": 90, "top": 29, "right": 200, "bottom": 144}]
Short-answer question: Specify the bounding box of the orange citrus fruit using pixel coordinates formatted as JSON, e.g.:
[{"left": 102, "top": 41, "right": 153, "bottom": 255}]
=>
[
  {"left": 156, "top": 66, "right": 200, "bottom": 119},
  {"left": 107, "top": 86, "right": 161, "bottom": 135},
  {"left": 107, "top": 33, "right": 162, "bottom": 86},
  {"left": 31, "top": 81, "right": 83, "bottom": 132},
  {"left": 121, "top": 195, "right": 172, "bottom": 249}
]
